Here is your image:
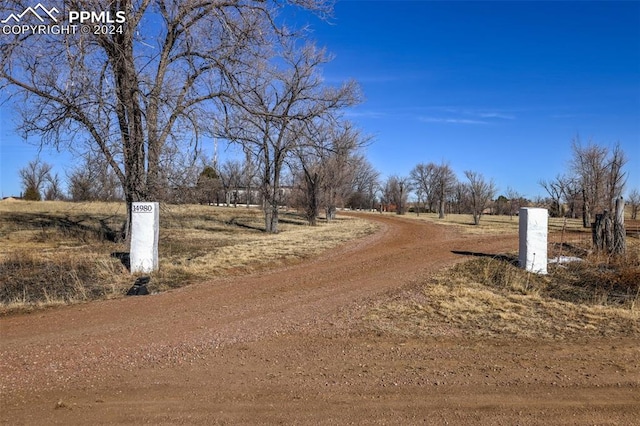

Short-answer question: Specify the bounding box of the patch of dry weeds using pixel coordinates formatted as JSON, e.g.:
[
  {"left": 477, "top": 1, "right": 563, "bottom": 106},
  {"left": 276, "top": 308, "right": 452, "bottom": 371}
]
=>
[
  {"left": 364, "top": 250, "right": 640, "bottom": 340},
  {"left": 0, "top": 201, "right": 378, "bottom": 312}
]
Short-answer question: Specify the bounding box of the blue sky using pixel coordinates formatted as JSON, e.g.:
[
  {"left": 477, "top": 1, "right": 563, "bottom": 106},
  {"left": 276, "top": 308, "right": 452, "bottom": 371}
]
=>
[
  {"left": 308, "top": 0, "right": 640, "bottom": 199},
  {"left": 1, "top": 0, "right": 639, "bottom": 199}
]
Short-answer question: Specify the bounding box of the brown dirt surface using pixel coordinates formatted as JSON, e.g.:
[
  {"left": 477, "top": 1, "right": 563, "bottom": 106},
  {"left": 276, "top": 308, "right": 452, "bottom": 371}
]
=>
[{"left": 1, "top": 214, "right": 639, "bottom": 425}]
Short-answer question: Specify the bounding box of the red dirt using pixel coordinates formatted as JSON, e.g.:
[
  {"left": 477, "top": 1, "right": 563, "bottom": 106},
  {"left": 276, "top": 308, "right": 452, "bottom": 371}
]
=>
[{"left": 1, "top": 214, "right": 639, "bottom": 425}]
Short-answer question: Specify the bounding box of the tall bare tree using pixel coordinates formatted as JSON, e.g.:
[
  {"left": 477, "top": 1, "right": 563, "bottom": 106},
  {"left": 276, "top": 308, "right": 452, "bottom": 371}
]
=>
[
  {"left": 220, "top": 159, "right": 244, "bottom": 207},
  {"left": 464, "top": 170, "right": 497, "bottom": 225},
  {"left": 1, "top": 0, "right": 333, "bottom": 241},
  {"left": 219, "top": 41, "right": 359, "bottom": 232},
  {"left": 409, "top": 163, "right": 436, "bottom": 213},
  {"left": 432, "top": 162, "right": 457, "bottom": 219},
  {"left": 292, "top": 121, "right": 327, "bottom": 225},
  {"left": 319, "top": 122, "right": 369, "bottom": 221}
]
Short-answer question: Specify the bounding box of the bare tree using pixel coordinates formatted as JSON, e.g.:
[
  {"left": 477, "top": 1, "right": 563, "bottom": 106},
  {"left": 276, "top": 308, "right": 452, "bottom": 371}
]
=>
[
  {"left": 157, "top": 148, "right": 207, "bottom": 204},
  {"left": 560, "top": 177, "right": 582, "bottom": 219},
  {"left": 539, "top": 175, "right": 565, "bottom": 217},
  {"left": 570, "top": 139, "right": 608, "bottom": 227},
  {"left": 464, "top": 170, "right": 497, "bottom": 225},
  {"left": 569, "top": 138, "right": 628, "bottom": 228},
  {"left": 292, "top": 159, "right": 322, "bottom": 225},
  {"left": 220, "top": 160, "right": 244, "bottom": 207},
  {"left": 382, "top": 175, "right": 411, "bottom": 215},
  {"left": 346, "top": 156, "right": 380, "bottom": 211},
  {"left": 43, "top": 173, "right": 64, "bottom": 201},
  {"left": 19, "top": 159, "right": 52, "bottom": 201},
  {"left": 68, "top": 152, "right": 122, "bottom": 201},
  {"left": 1, "top": 0, "right": 332, "bottom": 241},
  {"left": 409, "top": 163, "right": 436, "bottom": 213},
  {"left": 220, "top": 41, "right": 360, "bottom": 232},
  {"left": 628, "top": 189, "right": 640, "bottom": 220},
  {"left": 606, "top": 143, "right": 628, "bottom": 212},
  {"left": 451, "top": 182, "right": 468, "bottom": 214},
  {"left": 505, "top": 187, "right": 526, "bottom": 219},
  {"left": 320, "top": 123, "right": 368, "bottom": 221},
  {"left": 291, "top": 120, "right": 365, "bottom": 225},
  {"left": 292, "top": 123, "right": 326, "bottom": 225},
  {"left": 433, "top": 162, "right": 457, "bottom": 218}
]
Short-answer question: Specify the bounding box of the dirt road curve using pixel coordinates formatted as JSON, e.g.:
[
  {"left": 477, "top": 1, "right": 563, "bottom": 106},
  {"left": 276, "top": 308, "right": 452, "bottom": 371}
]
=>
[{"left": 1, "top": 214, "right": 639, "bottom": 425}]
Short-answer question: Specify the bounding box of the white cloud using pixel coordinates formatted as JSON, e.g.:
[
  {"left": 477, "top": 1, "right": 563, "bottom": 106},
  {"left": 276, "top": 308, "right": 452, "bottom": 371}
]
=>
[
  {"left": 419, "top": 116, "right": 488, "bottom": 125},
  {"left": 416, "top": 107, "right": 516, "bottom": 125},
  {"left": 344, "top": 110, "right": 387, "bottom": 119},
  {"left": 477, "top": 112, "right": 515, "bottom": 120}
]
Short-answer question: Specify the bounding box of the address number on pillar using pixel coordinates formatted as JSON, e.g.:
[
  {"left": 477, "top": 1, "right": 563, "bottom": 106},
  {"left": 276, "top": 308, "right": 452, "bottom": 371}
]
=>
[{"left": 132, "top": 204, "right": 154, "bottom": 213}]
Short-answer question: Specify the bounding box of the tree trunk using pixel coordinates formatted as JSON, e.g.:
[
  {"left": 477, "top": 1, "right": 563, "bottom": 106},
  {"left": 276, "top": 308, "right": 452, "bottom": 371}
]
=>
[
  {"left": 582, "top": 189, "right": 590, "bottom": 228},
  {"left": 592, "top": 211, "right": 613, "bottom": 252},
  {"left": 613, "top": 197, "right": 626, "bottom": 255},
  {"left": 307, "top": 187, "right": 318, "bottom": 226},
  {"left": 304, "top": 171, "right": 319, "bottom": 226},
  {"left": 326, "top": 206, "right": 336, "bottom": 222},
  {"left": 438, "top": 199, "right": 445, "bottom": 219}
]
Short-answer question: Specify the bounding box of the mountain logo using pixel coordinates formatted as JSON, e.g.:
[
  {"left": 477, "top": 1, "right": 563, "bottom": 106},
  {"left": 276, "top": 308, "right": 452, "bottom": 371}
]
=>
[{"left": 1, "top": 3, "right": 60, "bottom": 24}]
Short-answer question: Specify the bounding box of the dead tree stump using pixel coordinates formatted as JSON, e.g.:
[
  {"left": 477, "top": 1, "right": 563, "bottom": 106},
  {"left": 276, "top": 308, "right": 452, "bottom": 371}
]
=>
[
  {"left": 592, "top": 211, "right": 612, "bottom": 252},
  {"left": 592, "top": 197, "right": 626, "bottom": 254},
  {"left": 613, "top": 196, "right": 626, "bottom": 255}
]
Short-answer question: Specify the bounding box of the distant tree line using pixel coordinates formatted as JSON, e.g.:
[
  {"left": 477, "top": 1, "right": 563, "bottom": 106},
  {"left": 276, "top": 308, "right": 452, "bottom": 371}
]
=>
[
  {"left": 19, "top": 135, "right": 636, "bottom": 233},
  {"left": 378, "top": 164, "right": 525, "bottom": 225},
  {"left": 375, "top": 137, "right": 636, "bottom": 229}
]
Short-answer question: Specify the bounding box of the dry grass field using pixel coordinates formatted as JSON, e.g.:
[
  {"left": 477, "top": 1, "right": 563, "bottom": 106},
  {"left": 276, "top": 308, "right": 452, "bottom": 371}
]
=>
[
  {"left": 1, "top": 200, "right": 638, "bottom": 336},
  {"left": 358, "top": 210, "right": 640, "bottom": 340},
  {"left": 0, "top": 200, "right": 378, "bottom": 313}
]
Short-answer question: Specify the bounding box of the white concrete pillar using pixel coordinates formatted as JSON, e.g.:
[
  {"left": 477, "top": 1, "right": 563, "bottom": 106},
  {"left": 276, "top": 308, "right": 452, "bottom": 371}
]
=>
[
  {"left": 130, "top": 202, "right": 159, "bottom": 273},
  {"left": 519, "top": 207, "right": 548, "bottom": 274}
]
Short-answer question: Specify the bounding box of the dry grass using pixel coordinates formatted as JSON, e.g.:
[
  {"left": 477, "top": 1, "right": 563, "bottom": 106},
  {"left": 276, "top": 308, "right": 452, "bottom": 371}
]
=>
[
  {"left": 360, "top": 209, "right": 639, "bottom": 340},
  {"left": 365, "top": 259, "right": 640, "bottom": 339},
  {"left": 0, "top": 200, "right": 378, "bottom": 313}
]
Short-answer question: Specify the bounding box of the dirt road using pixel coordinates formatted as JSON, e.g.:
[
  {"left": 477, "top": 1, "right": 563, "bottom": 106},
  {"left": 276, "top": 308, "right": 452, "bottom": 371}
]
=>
[{"left": 1, "top": 214, "right": 639, "bottom": 425}]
